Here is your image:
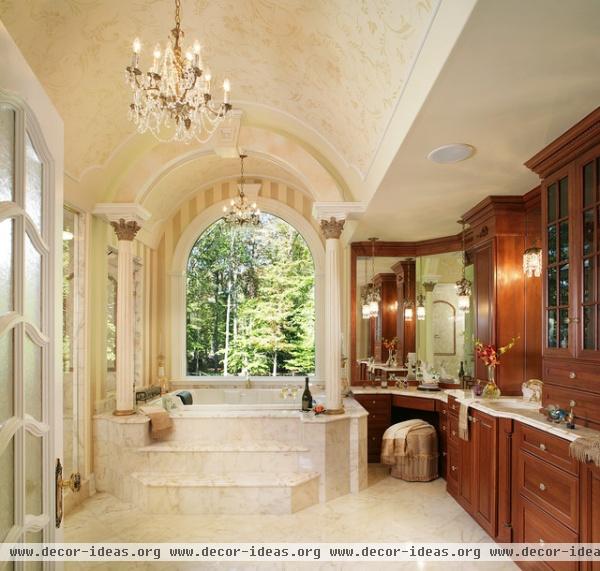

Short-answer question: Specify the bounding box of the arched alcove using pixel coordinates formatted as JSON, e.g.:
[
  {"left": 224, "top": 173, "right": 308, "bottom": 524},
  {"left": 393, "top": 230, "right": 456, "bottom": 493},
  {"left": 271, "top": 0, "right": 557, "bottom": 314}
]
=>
[{"left": 169, "top": 197, "right": 325, "bottom": 381}]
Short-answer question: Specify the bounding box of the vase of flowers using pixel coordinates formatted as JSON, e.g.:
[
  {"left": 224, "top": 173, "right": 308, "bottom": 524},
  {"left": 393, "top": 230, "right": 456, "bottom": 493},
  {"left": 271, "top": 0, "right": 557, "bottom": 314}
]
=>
[
  {"left": 383, "top": 337, "right": 399, "bottom": 366},
  {"left": 474, "top": 337, "right": 519, "bottom": 399}
]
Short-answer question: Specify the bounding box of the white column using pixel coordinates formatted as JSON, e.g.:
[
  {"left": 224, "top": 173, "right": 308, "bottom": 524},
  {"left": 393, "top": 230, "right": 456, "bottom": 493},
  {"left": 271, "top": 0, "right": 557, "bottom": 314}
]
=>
[
  {"left": 320, "top": 217, "right": 346, "bottom": 414},
  {"left": 111, "top": 220, "right": 141, "bottom": 415},
  {"left": 94, "top": 203, "right": 150, "bottom": 416}
]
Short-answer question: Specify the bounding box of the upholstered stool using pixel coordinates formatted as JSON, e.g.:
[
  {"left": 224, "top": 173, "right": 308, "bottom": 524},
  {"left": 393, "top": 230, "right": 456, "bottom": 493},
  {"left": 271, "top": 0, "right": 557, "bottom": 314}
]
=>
[{"left": 380, "top": 419, "right": 438, "bottom": 482}]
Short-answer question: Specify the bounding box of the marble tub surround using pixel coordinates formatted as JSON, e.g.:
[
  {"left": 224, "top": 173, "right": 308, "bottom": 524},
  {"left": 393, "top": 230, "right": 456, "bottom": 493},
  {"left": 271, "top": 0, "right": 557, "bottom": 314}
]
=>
[
  {"left": 351, "top": 386, "right": 600, "bottom": 443},
  {"left": 92, "top": 397, "right": 367, "bottom": 516}
]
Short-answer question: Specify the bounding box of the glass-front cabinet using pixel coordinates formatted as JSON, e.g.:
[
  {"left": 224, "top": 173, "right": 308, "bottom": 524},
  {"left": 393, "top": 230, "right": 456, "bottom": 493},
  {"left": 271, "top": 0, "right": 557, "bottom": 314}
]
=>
[
  {"left": 579, "top": 151, "right": 600, "bottom": 357},
  {"left": 542, "top": 143, "right": 600, "bottom": 361}
]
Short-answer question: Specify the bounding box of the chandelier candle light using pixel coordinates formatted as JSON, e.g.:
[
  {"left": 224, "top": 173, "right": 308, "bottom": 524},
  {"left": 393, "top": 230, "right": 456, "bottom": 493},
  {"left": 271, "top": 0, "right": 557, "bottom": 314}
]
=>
[
  {"left": 126, "top": 0, "right": 232, "bottom": 143},
  {"left": 223, "top": 154, "right": 261, "bottom": 227}
]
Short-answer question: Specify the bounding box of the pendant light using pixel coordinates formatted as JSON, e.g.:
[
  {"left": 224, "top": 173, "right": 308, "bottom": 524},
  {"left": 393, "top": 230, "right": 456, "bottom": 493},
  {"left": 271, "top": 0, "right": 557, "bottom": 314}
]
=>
[
  {"left": 416, "top": 293, "right": 426, "bottom": 321},
  {"left": 523, "top": 246, "right": 542, "bottom": 277},
  {"left": 403, "top": 258, "right": 414, "bottom": 322},
  {"left": 366, "top": 238, "right": 380, "bottom": 318},
  {"left": 361, "top": 258, "right": 371, "bottom": 319},
  {"left": 455, "top": 219, "right": 472, "bottom": 313}
]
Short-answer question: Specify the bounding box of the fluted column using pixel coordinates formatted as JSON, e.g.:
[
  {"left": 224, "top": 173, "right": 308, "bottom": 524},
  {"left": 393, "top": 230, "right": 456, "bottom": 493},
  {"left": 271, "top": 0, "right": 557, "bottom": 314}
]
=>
[
  {"left": 94, "top": 203, "right": 150, "bottom": 416},
  {"left": 111, "top": 219, "right": 140, "bottom": 415},
  {"left": 320, "top": 217, "right": 345, "bottom": 414}
]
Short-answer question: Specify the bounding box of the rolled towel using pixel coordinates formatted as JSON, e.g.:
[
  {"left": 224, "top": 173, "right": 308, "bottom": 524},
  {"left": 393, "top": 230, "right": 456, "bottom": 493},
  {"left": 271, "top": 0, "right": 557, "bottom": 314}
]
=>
[
  {"left": 570, "top": 436, "right": 600, "bottom": 467},
  {"left": 458, "top": 402, "right": 469, "bottom": 441}
]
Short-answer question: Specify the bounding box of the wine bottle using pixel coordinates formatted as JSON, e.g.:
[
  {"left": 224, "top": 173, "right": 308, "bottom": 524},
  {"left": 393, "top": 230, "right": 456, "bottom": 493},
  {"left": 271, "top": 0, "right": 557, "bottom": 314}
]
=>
[
  {"left": 458, "top": 361, "right": 465, "bottom": 388},
  {"left": 302, "top": 377, "right": 313, "bottom": 411}
]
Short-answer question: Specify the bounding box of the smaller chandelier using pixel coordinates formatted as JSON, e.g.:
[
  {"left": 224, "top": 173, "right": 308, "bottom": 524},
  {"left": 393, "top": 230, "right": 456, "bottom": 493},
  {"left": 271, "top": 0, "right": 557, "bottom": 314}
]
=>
[
  {"left": 223, "top": 154, "right": 261, "bottom": 227},
  {"left": 523, "top": 246, "right": 542, "bottom": 278},
  {"left": 126, "top": 0, "right": 232, "bottom": 143}
]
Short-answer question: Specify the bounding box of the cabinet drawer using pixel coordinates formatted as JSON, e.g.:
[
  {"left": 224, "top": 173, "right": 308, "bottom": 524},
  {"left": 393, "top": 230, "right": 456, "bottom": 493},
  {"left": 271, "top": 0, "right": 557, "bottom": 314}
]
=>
[
  {"left": 447, "top": 396, "right": 460, "bottom": 415},
  {"left": 448, "top": 414, "right": 460, "bottom": 443},
  {"left": 367, "top": 410, "right": 391, "bottom": 428},
  {"left": 544, "top": 358, "right": 600, "bottom": 395},
  {"left": 517, "top": 450, "right": 579, "bottom": 531},
  {"left": 542, "top": 383, "right": 600, "bottom": 431},
  {"left": 392, "top": 395, "right": 435, "bottom": 411},
  {"left": 355, "top": 394, "right": 391, "bottom": 414},
  {"left": 517, "top": 496, "right": 578, "bottom": 571},
  {"left": 517, "top": 423, "right": 579, "bottom": 475}
]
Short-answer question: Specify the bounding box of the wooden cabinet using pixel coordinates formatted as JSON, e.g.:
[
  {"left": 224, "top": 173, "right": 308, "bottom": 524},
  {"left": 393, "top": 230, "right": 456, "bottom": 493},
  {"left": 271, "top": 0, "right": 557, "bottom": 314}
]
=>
[
  {"left": 581, "top": 462, "right": 600, "bottom": 571},
  {"left": 354, "top": 394, "right": 391, "bottom": 462},
  {"left": 463, "top": 197, "right": 535, "bottom": 395},
  {"left": 472, "top": 410, "right": 498, "bottom": 537},
  {"left": 526, "top": 107, "right": 600, "bottom": 428},
  {"left": 513, "top": 423, "right": 580, "bottom": 564}
]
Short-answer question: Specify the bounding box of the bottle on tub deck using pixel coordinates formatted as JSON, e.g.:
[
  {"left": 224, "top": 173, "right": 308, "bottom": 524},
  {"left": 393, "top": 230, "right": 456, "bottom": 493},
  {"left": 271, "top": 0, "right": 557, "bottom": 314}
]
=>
[{"left": 302, "top": 377, "right": 313, "bottom": 411}]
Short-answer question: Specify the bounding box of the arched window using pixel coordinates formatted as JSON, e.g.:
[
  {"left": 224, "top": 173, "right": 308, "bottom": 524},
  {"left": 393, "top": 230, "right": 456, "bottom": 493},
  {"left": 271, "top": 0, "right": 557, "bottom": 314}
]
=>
[{"left": 185, "top": 214, "right": 316, "bottom": 377}]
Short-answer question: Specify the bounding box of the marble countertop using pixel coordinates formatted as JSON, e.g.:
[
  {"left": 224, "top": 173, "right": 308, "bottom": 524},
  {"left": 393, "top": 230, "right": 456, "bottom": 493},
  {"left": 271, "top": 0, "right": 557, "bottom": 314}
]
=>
[{"left": 351, "top": 386, "right": 600, "bottom": 443}]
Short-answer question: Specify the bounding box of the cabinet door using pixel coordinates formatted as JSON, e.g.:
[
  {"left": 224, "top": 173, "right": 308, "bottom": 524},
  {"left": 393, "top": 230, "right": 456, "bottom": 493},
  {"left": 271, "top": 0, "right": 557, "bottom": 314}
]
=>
[
  {"left": 543, "top": 169, "right": 575, "bottom": 357},
  {"left": 581, "top": 462, "right": 600, "bottom": 571},
  {"left": 578, "top": 151, "right": 600, "bottom": 361},
  {"left": 473, "top": 243, "right": 494, "bottom": 380},
  {"left": 473, "top": 411, "right": 498, "bottom": 537},
  {"left": 458, "top": 427, "right": 476, "bottom": 515}
]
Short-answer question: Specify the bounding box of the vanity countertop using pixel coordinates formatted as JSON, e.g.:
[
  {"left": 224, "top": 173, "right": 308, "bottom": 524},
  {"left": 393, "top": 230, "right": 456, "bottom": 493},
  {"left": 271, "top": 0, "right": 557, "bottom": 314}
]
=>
[{"left": 351, "top": 386, "right": 600, "bottom": 443}]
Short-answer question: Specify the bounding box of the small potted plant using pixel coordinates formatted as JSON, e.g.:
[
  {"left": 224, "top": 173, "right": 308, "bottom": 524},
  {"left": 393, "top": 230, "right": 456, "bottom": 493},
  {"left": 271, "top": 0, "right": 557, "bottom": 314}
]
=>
[{"left": 474, "top": 337, "right": 519, "bottom": 399}]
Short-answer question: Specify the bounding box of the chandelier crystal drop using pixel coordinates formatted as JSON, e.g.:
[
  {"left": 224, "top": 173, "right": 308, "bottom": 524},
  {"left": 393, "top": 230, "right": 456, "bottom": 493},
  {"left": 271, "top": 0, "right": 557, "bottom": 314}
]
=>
[
  {"left": 455, "top": 219, "right": 472, "bottom": 313},
  {"left": 125, "top": 0, "right": 232, "bottom": 143},
  {"left": 223, "top": 154, "right": 261, "bottom": 227}
]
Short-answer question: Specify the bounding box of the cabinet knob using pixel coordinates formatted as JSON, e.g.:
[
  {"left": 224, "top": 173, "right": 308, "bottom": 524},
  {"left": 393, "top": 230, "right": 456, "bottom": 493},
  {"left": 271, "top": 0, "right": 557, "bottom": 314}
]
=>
[
  {"left": 539, "top": 539, "right": 545, "bottom": 544},
  {"left": 442, "top": 452, "right": 447, "bottom": 457},
  {"left": 451, "top": 465, "right": 457, "bottom": 472},
  {"left": 441, "top": 425, "right": 446, "bottom": 431},
  {"left": 569, "top": 372, "right": 576, "bottom": 379},
  {"left": 451, "top": 430, "right": 456, "bottom": 436},
  {"left": 442, "top": 410, "right": 447, "bottom": 415},
  {"left": 539, "top": 443, "right": 546, "bottom": 451},
  {"left": 539, "top": 483, "right": 546, "bottom": 491},
  {"left": 372, "top": 400, "right": 377, "bottom": 404}
]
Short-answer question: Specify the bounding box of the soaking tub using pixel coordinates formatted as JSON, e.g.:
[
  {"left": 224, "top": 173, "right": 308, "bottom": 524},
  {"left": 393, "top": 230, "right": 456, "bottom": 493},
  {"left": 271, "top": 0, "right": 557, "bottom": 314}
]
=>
[{"left": 167, "top": 387, "right": 305, "bottom": 411}]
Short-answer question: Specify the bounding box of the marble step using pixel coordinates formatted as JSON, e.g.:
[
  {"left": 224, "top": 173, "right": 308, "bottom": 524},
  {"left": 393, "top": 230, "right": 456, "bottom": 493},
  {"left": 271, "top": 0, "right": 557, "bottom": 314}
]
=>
[
  {"left": 134, "top": 440, "right": 311, "bottom": 473},
  {"left": 165, "top": 416, "right": 303, "bottom": 443},
  {"left": 130, "top": 471, "right": 320, "bottom": 514}
]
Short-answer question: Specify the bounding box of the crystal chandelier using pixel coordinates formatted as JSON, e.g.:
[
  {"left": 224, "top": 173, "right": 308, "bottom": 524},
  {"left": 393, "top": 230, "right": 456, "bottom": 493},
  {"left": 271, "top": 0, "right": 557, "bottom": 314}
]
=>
[
  {"left": 125, "top": 0, "right": 232, "bottom": 143},
  {"left": 455, "top": 219, "right": 472, "bottom": 313},
  {"left": 223, "top": 154, "right": 261, "bottom": 227}
]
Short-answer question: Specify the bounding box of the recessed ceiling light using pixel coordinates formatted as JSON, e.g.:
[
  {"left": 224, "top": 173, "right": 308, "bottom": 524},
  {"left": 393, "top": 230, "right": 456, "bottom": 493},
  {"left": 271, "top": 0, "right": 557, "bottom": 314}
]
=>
[{"left": 427, "top": 144, "right": 475, "bottom": 164}]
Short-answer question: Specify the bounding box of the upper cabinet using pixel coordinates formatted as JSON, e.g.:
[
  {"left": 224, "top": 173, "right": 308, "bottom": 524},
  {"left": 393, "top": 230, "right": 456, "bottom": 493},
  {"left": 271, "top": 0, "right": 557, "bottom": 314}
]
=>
[{"left": 527, "top": 107, "right": 600, "bottom": 363}]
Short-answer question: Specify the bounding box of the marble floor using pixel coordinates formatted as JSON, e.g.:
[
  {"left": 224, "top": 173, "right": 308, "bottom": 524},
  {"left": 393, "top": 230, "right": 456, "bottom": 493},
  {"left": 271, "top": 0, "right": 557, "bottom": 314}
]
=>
[{"left": 64, "top": 466, "right": 517, "bottom": 570}]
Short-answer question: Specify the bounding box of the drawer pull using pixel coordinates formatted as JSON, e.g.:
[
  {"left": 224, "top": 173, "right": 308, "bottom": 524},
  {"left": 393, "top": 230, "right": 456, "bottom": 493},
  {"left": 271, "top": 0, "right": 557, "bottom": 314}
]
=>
[
  {"left": 569, "top": 372, "right": 576, "bottom": 379},
  {"left": 451, "top": 465, "right": 457, "bottom": 472},
  {"left": 539, "top": 539, "right": 545, "bottom": 544},
  {"left": 539, "top": 483, "right": 547, "bottom": 491},
  {"left": 451, "top": 430, "right": 456, "bottom": 436},
  {"left": 442, "top": 452, "right": 447, "bottom": 457},
  {"left": 539, "top": 443, "right": 546, "bottom": 451},
  {"left": 441, "top": 426, "right": 446, "bottom": 431},
  {"left": 442, "top": 410, "right": 447, "bottom": 415}
]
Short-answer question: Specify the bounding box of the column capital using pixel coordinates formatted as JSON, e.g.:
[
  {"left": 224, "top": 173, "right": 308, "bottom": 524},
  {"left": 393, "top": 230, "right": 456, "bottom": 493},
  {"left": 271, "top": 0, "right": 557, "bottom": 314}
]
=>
[
  {"left": 312, "top": 201, "right": 366, "bottom": 223},
  {"left": 110, "top": 219, "right": 141, "bottom": 241},
  {"left": 320, "top": 217, "right": 345, "bottom": 239}
]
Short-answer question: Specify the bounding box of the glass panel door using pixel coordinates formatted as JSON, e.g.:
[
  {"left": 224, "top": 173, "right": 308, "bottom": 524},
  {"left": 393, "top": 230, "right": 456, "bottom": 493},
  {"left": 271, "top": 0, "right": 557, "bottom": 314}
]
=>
[
  {"left": 545, "top": 176, "right": 570, "bottom": 350},
  {"left": 581, "top": 158, "right": 600, "bottom": 352},
  {"left": 0, "top": 96, "right": 55, "bottom": 555}
]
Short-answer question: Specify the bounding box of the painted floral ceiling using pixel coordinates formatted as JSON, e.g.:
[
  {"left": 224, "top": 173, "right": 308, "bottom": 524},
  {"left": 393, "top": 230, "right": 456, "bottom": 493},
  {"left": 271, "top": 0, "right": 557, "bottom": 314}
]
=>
[{"left": 0, "top": 0, "right": 437, "bottom": 180}]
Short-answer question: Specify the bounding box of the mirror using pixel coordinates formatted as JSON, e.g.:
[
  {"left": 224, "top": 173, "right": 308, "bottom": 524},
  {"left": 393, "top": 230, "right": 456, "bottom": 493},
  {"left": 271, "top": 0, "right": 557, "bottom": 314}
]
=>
[{"left": 415, "top": 252, "right": 474, "bottom": 380}]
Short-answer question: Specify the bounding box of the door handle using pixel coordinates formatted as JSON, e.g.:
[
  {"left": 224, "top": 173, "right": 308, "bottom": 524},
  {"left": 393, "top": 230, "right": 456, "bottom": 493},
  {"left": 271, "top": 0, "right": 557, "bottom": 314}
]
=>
[{"left": 55, "top": 459, "right": 81, "bottom": 528}]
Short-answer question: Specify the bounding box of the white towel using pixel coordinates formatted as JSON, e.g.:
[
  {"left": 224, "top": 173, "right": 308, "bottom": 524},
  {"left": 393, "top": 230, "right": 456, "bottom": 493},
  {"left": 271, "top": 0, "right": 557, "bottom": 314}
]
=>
[{"left": 458, "top": 402, "right": 469, "bottom": 441}]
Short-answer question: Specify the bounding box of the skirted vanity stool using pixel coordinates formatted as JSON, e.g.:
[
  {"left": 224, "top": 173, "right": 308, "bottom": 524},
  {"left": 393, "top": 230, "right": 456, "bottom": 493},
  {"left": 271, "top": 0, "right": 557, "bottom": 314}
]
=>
[{"left": 380, "top": 419, "right": 439, "bottom": 482}]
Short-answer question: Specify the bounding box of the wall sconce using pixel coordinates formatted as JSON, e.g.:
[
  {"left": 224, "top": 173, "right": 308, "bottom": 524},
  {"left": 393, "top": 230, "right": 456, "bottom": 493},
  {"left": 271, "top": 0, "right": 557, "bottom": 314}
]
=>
[
  {"left": 457, "top": 294, "right": 470, "bottom": 313},
  {"left": 404, "top": 305, "right": 414, "bottom": 322},
  {"left": 523, "top": 247, "right": 542, "bottom": 278}
]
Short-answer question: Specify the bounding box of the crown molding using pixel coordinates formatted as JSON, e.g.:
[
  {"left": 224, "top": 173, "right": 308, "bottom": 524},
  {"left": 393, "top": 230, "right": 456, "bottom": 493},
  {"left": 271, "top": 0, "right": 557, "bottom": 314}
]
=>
[
  {"left": 312, "top": 201, "right": 366, "bottom": 221},
  {"left": 93, "top": 202, "right": 151, "bottom": 224}
]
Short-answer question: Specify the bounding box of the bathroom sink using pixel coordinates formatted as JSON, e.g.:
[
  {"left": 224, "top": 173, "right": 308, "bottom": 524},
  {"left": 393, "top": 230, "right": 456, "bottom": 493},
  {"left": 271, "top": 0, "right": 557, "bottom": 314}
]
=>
[{"left": 488, "top": 398, "right": 540, "bottom": 410}]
